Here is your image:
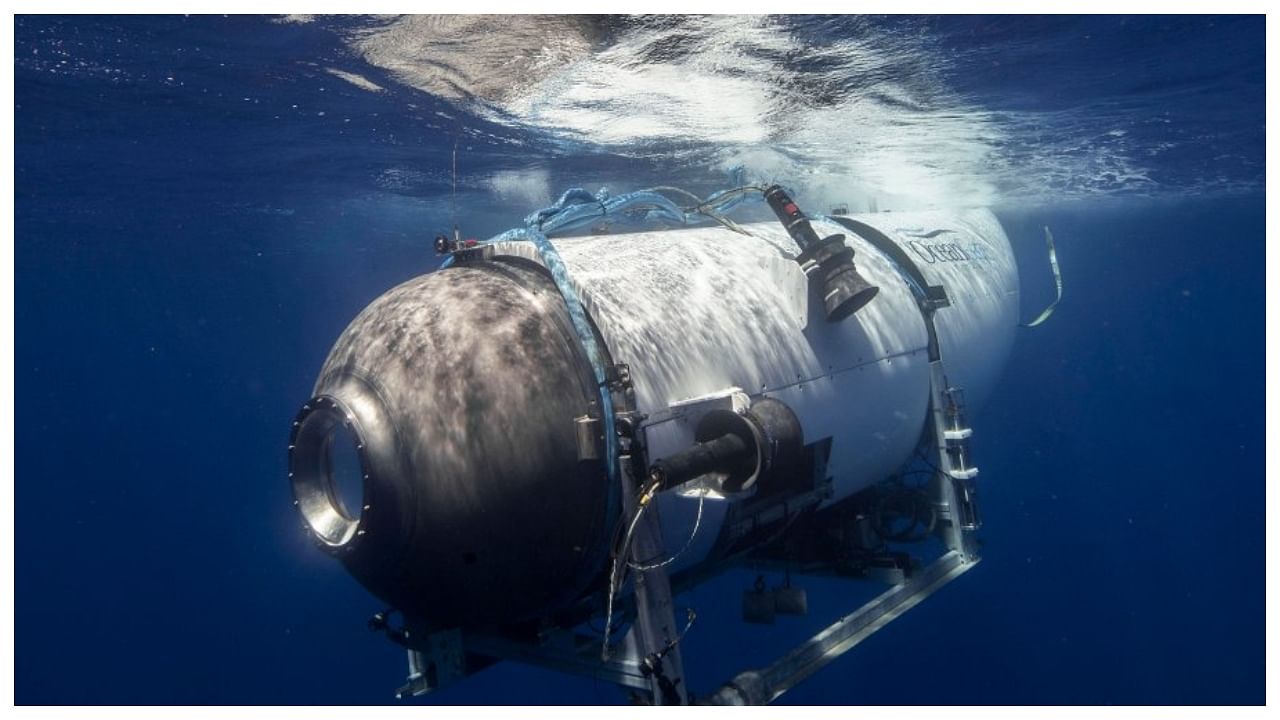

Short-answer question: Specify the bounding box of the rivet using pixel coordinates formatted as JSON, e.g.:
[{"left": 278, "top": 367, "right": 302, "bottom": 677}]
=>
[
  {"left": 287, "top": 444, "right": 295, "bottom": 451},
  {"left": 287, "top": 472, "right": 294, "bottom": 478},
  {"left": 357, "top": 529, "right": 366, "bottom": 536},
  {"left": 292, "top": 500, "right": 299, "bottom": 506},
  {"left": 292, "top": 421, "right": 300, "bottom": 427},
  {"left": 362, "top": 505, "right": 371, "bottom": 511}
]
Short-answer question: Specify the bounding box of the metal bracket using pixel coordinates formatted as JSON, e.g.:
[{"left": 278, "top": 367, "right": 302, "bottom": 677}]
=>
[
  {"left": 395, "top": 629, "right": 466, "bottom": 699},
  {"left": 574, "top": 414, "right": 602, "bottom": 461},
  {"left": 605, "top": 363, "right": 637, "bottom": 411},
  {"left": 925, "top": 284, "right": 951, "bottom": 310},
  {"left": 448, "top": 244, "right": 495, "bottom": 265}
]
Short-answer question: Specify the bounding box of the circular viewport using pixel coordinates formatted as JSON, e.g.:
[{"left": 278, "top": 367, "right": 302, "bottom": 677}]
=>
[{"left": 290, "top": 397, "right": 365, "bottom": 547}]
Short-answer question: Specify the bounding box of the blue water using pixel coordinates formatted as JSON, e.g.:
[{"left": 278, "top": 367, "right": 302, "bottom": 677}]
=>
[{"left": 15, "top": 15, "right": 1264, "bottom": 704}]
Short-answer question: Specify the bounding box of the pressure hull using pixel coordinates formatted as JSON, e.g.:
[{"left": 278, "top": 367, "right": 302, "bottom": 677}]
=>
[
  {"left": 289, "top": 208, "right": 1019, "bottom": 628},
  {"left": 518, "top": 210, "right": 1019, "bottom": 569}
]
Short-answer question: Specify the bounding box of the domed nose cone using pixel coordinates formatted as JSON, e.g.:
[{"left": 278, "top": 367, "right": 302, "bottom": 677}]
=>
[{"left": 295, "top": 260, "right": 614, "bottom": 629}]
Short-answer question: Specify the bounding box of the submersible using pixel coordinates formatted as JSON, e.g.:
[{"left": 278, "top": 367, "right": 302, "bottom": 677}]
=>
[{"left": 288, "top": 187, "right": 1023, "bottom": 703}]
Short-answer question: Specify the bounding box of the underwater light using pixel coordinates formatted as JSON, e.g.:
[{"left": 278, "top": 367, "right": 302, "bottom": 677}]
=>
[{"left": 763, "top": 184, "right": 880, "bottom": 321}]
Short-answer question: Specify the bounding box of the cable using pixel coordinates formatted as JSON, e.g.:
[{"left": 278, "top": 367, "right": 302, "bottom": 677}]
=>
[
  {"left": 652, "top": 183, "right": 768, "bottom": 237},
  {"left": 501, "top": 178, "right": 766, "bottom": 246},
  {"left": 872, "top": 485, "right": 936, "bottom": 543},
  {"left": 647, "top": 185, "right": 705, "bottom": 207},
  {"left": 689, "top": 184, "right": 768, "bottom": 213},
  {"left": 700, "top": 207, "right": 755, "bottom": 237},
  {"left": 601, "top": 476, "right": 661, "bottom": 660},
  {"left": 642, "top": 607, "right": 697, "bottom": 673},
  {"left": 648, "top": 183, "right": 767, "bottom": 214},
  {"left": 899, "top": 468, "right": 935, "bottom": 489},
  {"left": 629, "top": 488, "right": 707, "bottom": 571},
  {"left": 753, "top": 500, "right": 807, "bottom": 550},
  {"left": 600, "top": 481, "right": 706, "bottom": 662},
  {"left": 914, "top": 447, "right": 945, "bottom": 477}
]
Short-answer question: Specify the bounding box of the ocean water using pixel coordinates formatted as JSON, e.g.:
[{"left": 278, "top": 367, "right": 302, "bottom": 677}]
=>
[{"left": 14, "top": 15, "right": 1264, "bottom": 705}]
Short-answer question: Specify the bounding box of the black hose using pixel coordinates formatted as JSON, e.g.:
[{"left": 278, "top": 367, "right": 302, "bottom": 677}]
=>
[{"left": 650, "top": 433, "right": 751, "bottom": 490}]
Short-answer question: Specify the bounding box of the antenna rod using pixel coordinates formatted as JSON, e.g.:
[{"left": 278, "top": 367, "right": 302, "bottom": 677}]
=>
[{"left": 452, "top": 140, "right": 460, "bottom": 243}]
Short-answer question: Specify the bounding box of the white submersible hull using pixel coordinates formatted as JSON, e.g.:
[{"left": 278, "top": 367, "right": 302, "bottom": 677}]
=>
[{"left": 288, "top": 203, "right": 1021, "bottom": 702}]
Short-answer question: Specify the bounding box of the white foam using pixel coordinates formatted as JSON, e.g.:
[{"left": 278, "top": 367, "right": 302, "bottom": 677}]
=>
[
  {"left": 343, "top": 15, "right": 598, "bottom": 102},
  {"left": 337, "top": 15, "right": 1173, "bottom": 209},
  {"left": 324, "top": 68, "right": 384, "bottom": 93},
  {"left": 487, "top": 169, "right": 552, "bottom": 207}
]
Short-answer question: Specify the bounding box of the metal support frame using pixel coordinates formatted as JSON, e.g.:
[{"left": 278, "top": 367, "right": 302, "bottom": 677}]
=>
[
  {"left": 392, "top": 361, "right": 983, "bottom": 704},
  {"left": 699, "top": 353, "right": 984, "bottom": 704},
  {"left": 615, "top": 432, "right": 690, "bottom": 704},
  {"left": 465, "top": 630, "right": 651, "bottom": 691},
  {"left": 396, "top": 630, "right": 466, "bottom": 699},
  {"left": 927, "top": 360, "right": 980, "bottom": 557},
  {"left": 700, "top": 549, "right": 976, "bottom": 704}
]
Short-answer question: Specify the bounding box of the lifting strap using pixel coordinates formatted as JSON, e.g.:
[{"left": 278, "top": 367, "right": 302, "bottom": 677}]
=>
[{"left": 1021, "top": 226, "right": 1062, "bottom": 328}]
